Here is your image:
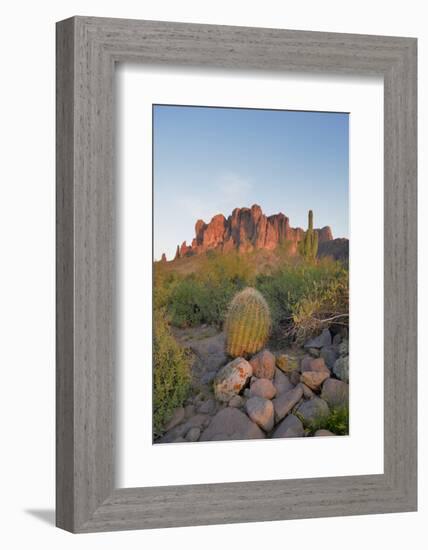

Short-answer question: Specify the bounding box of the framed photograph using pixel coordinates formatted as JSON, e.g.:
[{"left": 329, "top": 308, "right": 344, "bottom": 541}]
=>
[{"left": 56, "top": 16, "right": 417, "bottom": 532}]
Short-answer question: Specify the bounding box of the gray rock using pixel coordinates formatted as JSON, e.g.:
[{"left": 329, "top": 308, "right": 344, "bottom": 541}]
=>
[
  {"left": 187, "top": 331, "right": 228, "bottom": 372},
  {"left": 228, "top": 395, "right": 244, "bottom": 408},
  {"left": 314, "top": 429, "right": 336, "bottom": 437},
  {"left": 298, "top": 382, "right": 315, "bottom": 400},
  {"left": 164, "top": 407, "right": 185, "bottom": 431},
  {"left": 200, "top": 371, "right": 217, "bottom": 385},
  {"left": 199, "top": 408, "right": 265, "bottom": 441},
  {"left": 300, "top": 355, "right": 312, "bottom": 372},
  {"left": 272, "top": 414, "right": 304, "bottom": 438},
  {"left": 173, "top": 437, "right": 186, "bottom": 443},
  {"left": 321, "top": 378, "right": 349, "bottom": 408},
  {"left": 272, "top": 385, "right": 304, "bottom": 423},
  {"left": 273, "top": 368, "right": 294, "bottom": 395},
  {"left": 304, "top": 328, "right": 332, "bottom": 349},
  {"left": 250, "top": 378, "right": 277, "bottom": 399},
  {"left": 301, "top": 356, "right": 329, "bottom": 374},
  {"left": 156, "top": 423, "right": 188, "bottom": 443},
  {"left": 296, "top": 397, "right": 330, "bottom": 427},
  {"left": 214, "top": 357, "right": 252, "bottom": 402},
  {"left": 320, "top": 346, "right": 338, "bottom": 370},
  {"left": 300, "top": 370, "right": 330, "bottom": 391},
  {"left": 185, "top": 414, "right": 210, "bottom": 429},
  {"left": 185, "top": 427, "right": 201, "bottom": 442},
  {"left": 245, "top": 396, "right": 274, "bottom": 432},
  {"left": 244, "top": 388, "right": 252, "bottom": 398},
  {"left": 249, "top": 350, "right": 276, "bottom": 380},
  {"left": 332, "top": 333, "right": 342, "bottom": 346},
  {"left": 338, "top": 340, "right": 349, "bottom": 357},
  {"left": 289, "top": 369, "right": 301, "bottom": 386},
  {"left": 197, "top": 398, "right": 216, "bottom": 415},
  {"left": 184, "top": 404, "right": 196, "bottom": 419},
  {"left": 308, "top": 348, "right": 321, "bottom": 357},
  {"left": 333, "top": 356, "right": 349, "bottom": 383}
]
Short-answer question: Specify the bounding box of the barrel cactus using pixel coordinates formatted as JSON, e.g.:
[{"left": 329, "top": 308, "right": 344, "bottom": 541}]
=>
[{"left": 225, "top": 287, "right": 271, "bottom": 358}]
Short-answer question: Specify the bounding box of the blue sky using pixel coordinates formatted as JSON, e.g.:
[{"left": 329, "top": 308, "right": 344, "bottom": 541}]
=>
[{"left": 153, "top": 105, "right": 349, "bottom": 260}]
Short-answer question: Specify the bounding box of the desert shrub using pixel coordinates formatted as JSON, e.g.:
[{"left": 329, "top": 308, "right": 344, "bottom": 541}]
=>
[
  {"left": 198, "top": 250, "right": 256, "bottom": 287},
  {"left": 153, "top": 263, "right": 180, "bottom": 310},
  {"left": 153, "top": 308, "right": 191, "bottom": 436},
  {"left": 167, "top": 277, "right": 206, "bottom": 327},
  {"left": 300, "top": 405, "right": 349, "bottom": 436},
  {"left": 256, "top": 259, "right": 348, "bottom": 344},
  {"left": 225, "top": 287, "right": 272, "bottom": 357},
  {"left": 166, "top": 252, "right": 256, "bottom": 328}
]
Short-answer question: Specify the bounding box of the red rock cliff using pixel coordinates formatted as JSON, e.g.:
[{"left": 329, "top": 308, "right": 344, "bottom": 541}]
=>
[{"left": 169, "top": 204, "right": 333, "bottom": 260}]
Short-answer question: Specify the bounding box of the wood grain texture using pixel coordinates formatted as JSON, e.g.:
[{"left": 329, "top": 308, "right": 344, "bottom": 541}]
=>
[{"left": 56, "top": 16, "right": 417, "bottom": 533}]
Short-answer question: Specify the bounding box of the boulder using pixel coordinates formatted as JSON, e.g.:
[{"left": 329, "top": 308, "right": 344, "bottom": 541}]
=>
[
  {"left": 228, "top": 395, "right": 244, "bottom": 408},
  {"left": 298, "top": 382, "right": 315, "bottom": 400},
  {"left": 200, "top": 371, "right": 217, "bottom": 385},
  {"left": 338, "top": 340, "right": 349, "bottom": 357},
  {"left": 301, "top": 356, "right": 329, "bottom": 374},
  {"left": 185, "top": 427, "right": 201, "bottom": 442},
  {"left": 300, "top": 371, "right": 330, "bottom": 391},
  {"left": 245, "top": 396, "right": 274, "bottom": 432},
  {"left": 333, "top": 356, "right": 349, "bottom": 383},
  {"left": 301, "top": 355, "right": 312, "bottom": 372},
  {"left": 320, "top": 345, "right": 338, "bottom": 369},
  {"left": 276, "top": 354, "right": 300, "bottom": 374},
  {"left": 272, "top": 414, "right": 305, "bottom": 438},
  {"left": 273, "top": 368, "right": 294, "bottom": 395},
  {"left": 214, "top": 357, "right": 252, "bottom": 402},
  {"left": 185, "top": 414, "right": 210, "bottom": 429},
  {"left": 296, "top": 397, "right": 330, "bottom": 427},
  {"left": 250, "top": 378, "right": 277, "bottom": 399},
  {"left": 332, "top": 333, "right": 342, "bottom": 346},
  {"left": 164, "top": 407, "right": 185, "bottom": 431},
  {"left": 308, "top": 348, "right": 321, "bottom": 358},
  {"left": 321, "top": 378, "right": 349, "bottom": 408},
  {"left": 184, "top": 404, "right": 196, "bottom": 419},
  {"left": 304, "top": 328, "right": 332, "bottom": 349},
  {"left": 272, "top": 385, "right": 304, "bottom": 423},
  {"left": 199, "top": 408, "right": 265, "bottom": 441},
  {"left": 249, "top": 350, "right": 276, "bottom": 379},
  {"left": 289, "top": 369, "right": 301, "bottom": 386},
  {"left": 276, "top": 354, "right": 289, "bottom": 373},
  {"left": 197, "top": 398, "right": 217, "bottom": 415}
]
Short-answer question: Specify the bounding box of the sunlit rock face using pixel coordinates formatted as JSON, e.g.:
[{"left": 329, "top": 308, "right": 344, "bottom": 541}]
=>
[{"left": 168, "top": 204, "right": 334, "bottom": 260}]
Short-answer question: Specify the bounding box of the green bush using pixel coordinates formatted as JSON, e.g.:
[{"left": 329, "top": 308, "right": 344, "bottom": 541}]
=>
[
  {"left": 153, "top": 309, "right": 191, "bottom": 436},
  {"left": 256, "top": 259, "right": 348, "bottom": 343},
  {"left": 166, "top": 251, "right": 256, "bottom": 328},
  {"left": 300, "top": 405, "right": 349, "bottom": 436},
  {"left": 154, "top": 251, "right": 348, "bottom": 345}
]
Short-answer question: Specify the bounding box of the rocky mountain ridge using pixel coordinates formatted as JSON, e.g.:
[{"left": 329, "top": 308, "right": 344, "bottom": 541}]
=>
[{"left": 161, "top": 204, "right": 346, "bottom": 261}]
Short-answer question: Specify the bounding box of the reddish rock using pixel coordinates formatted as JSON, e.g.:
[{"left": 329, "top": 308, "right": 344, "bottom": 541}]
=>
[
  {"left": 172, "top": 204, "right": 336, "bottom": 258},
  {"left": 249, "top": 350, "right": 276, "bottom": 380},
  {"left": 300, "top": 371, "right": 330, "bottom": 391}
]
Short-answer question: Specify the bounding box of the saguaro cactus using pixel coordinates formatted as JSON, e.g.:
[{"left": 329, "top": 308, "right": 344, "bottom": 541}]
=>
[
  {"left": 299, "top": 209, "right": 318, "bottom": 261},
  {"left": 225, "top": 287, "right": 271, "bottom": 358}
]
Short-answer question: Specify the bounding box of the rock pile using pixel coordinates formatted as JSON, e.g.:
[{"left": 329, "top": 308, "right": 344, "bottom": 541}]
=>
[{"left": 156, "top": 328, "right": 349, "bottom": 444}]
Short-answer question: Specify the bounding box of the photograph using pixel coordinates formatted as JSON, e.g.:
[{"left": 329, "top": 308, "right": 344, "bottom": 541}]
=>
[{"left": 153, "top": 104, "right": 350, "bottom": 443}]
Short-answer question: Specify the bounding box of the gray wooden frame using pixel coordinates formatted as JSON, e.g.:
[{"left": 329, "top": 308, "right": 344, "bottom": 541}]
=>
[{"left": 56, "top": 16, "right": 417, "bottom": 533}]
